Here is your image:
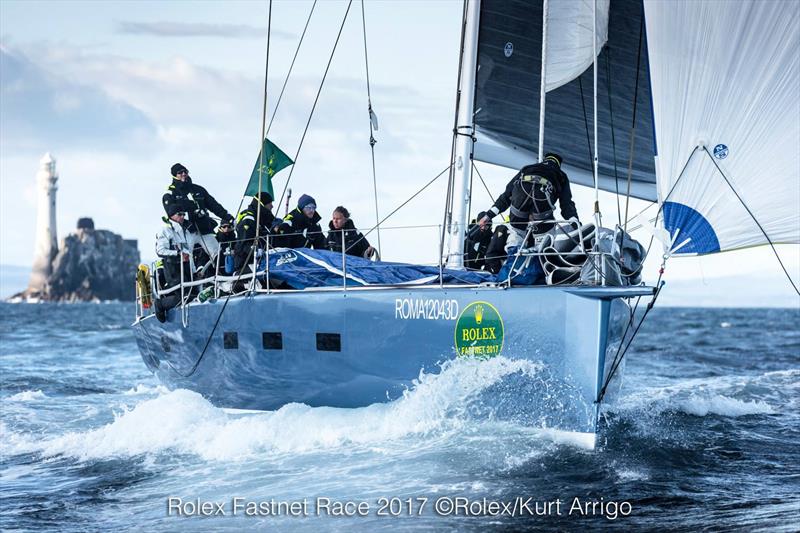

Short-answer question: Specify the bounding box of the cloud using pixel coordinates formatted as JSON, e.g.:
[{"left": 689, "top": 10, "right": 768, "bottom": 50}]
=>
[
  {"left": 116, "top": 20, "right": 294, "bottom": 40},
  {"left": 0, "top": 44, "right": 158, "bottom": 154}
]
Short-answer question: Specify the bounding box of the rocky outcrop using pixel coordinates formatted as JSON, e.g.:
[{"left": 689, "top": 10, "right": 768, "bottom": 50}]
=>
[{"left": 14, "top": 219, "right": 140, "bottom": 302}]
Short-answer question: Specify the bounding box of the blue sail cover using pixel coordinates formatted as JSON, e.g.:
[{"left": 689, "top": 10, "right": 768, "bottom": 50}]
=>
[{"left": 261, "top": 248, "right": 492, "bottom": 289}]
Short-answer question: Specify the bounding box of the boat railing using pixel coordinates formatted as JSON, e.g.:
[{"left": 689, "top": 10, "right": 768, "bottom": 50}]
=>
[{"left": 135, "top": 220, "right": 622, "bottom": 322}]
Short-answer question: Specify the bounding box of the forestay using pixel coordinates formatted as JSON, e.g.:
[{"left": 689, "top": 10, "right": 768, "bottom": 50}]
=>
[{"left": 644, "top": 0, "right": 800, "bottom": 254}]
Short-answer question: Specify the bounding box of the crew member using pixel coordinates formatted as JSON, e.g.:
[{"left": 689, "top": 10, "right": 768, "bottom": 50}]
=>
[
  {"left": 479, "top": 153, "right": 578, "bottom": 235},
  {"left": 154, "top": 204, "right": 202, "bottom": 314},
  {"left": 478, "top": 153, "right": 578, "bottom": 267},
  {"left": 326, "top": 206, "right": 376, "bottom": 258},
  {"left": 463, "top": 211, "right": 493, "bottom": 270},
  {"left": 162, "top": 163, "right": 234, "bottom": 264},
  {"left": 234, "top": 192, "right": 276, "bottom": 271},
  {"left": 275, "top": 194, "right": 326, "bottom": 249}
]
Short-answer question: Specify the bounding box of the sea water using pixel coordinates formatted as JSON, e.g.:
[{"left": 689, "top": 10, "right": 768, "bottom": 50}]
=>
[{"left": 1, "top": 303, "right": 798, "bottom": 531}]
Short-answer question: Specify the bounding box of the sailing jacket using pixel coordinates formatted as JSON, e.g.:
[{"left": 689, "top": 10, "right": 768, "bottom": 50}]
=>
[
  {"left": 486, "top": 160, "right": 578, "bottom": 232},
  {"left": 162, "top": 176, "right": 233, "bottom": 235},
  {"left": 326, "top": 219, "right": 372, "bottom": 258},
  {"left": 234, "top": 200, "right": 276, "bottom": 270},
  {"left": 275, "top": 208, "right": 326, "bottom": 249},
  {"left": 155, "top": 217, "right": 201, "bottom": 282},
  {"left": 463, "top": 222, "right": 493, "bottom": 270}
]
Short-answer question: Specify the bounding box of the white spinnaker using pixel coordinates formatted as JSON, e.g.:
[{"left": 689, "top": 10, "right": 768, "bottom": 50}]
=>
[
  {"left": 545, "top": 0, "right": 609, "bottom": 92},
  {"left": 644, "top": 0, "right": 800, "bottom": 253}
]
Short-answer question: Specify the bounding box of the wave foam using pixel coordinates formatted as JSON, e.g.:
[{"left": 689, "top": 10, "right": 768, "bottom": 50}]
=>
[
  {"left": 677, "top": 395, "right": 775, "bottom": 417},
  {"left": 11, "top": 356, "right": 546, "bottom": 461},
  {"left": 7, "top": 390, "right": 48, "bottom": 402}
]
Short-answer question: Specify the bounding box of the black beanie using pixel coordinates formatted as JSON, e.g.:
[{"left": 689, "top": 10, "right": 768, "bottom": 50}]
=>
[
  {"left": 543, "top": 153, "right": 563, "bottom": 167},
  {"left": 256, "top": 192, "right": 273, "bottom": 206},
  {"left": 171, "top": 163, "right": 188, "bottom": 177},
  {"left": 165, "top": 203, "right": 185, "bottom": 217}
]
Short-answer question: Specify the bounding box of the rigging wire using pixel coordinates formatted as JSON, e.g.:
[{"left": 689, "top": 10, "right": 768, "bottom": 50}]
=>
[
  {"left": 353, "top": 164, "right": 453, "bottom": 249},
  {"left": 228, "top": 1, "right": 318, "bottom": 231},
  {"left": 360, "top": 0, "right": 382, "bottom": 257},
  {"left": 700, "top": 146, "right": 800, "bottom": 296},
  {"left": 440, "top": 0, "right": 470, "bottom": 266},
  {"left": 471, "top": 162, "right": 497, "bottom": 206},
  {"left": 276, "top": 0, "right": 354, "bottom": 209},
  {"left": 254, "top": 0, "right": 273, "bottom": 254},
  {"left": 265, "top": 0, "right": 317, "bottom": 136},
  {"left": 169, "top": 1, "right": 278, "bottom": 378},
  {"left": 622, "top": 11, "right": 645, "bottom": 233},
  {"left": 603, "top": 49, "right": 623, "bottom": 227}
]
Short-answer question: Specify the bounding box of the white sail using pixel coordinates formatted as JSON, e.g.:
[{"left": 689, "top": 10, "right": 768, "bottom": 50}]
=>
[
  {"left": 545, "top": 0, "right": 609, "bottom": 92},
  {"left": 644, "top": 0, "right": 800, "bottom": 254}
]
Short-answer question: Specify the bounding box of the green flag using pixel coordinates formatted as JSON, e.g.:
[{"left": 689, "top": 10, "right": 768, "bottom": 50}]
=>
[{"left": 245, "top": 138, "right": 293, "bottom": 197}]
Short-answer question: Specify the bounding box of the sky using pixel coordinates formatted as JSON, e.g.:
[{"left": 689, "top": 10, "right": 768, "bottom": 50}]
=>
[{"left": 1, "top": 0, "right": 798, "bottom": 306}]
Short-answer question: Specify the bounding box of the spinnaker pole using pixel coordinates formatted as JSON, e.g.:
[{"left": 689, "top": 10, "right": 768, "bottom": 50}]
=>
[
  {"left": 592, "top": 0, "right": 602, "bottom": 231},
  {"left": 446, "top": 0, "right": 481, "bottom": 270},
  {"left": 537, "top": 0, "right": 549, "bottom": 163}
]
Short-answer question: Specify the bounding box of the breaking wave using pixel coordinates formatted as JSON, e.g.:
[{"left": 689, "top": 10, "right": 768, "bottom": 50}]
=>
[
  {"left": 7, "top": 390, "right": 48, "bottom": 402},
  {"left": 3, "top": 356, "right": 579, "bottom": 462}
]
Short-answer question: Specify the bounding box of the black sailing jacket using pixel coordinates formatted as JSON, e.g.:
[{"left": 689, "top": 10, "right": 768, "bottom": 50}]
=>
[
  {"left": 326, "top": 219, "right": 371, "bottom": 258},
  {"left": 162, "top": 176, "right": 233, "bottom": 235}
]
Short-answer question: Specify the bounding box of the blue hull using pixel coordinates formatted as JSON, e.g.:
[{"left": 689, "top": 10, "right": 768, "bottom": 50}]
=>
[{"left": 133, "top": 285, "right": 650, "bottom": 436}]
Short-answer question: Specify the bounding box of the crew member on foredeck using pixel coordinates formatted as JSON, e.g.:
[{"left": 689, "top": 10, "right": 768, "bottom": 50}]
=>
[
  {"left": 464, "top": 211, "right": 492, "bottom": 270},
  {"left": 479, "top": 153, "right": 578, "bottom": 235},
  {"left": 162, "top": 163, "right": 235, "bottom": 265},
  {"left": 234, "top": 192, "right": 276, "bottom": 271},
  {"left": 478, "top": 153, "right": 578, "bottom": 269},
  {"left": 274, "top": 194, "right": 326, "bottom": 249}
]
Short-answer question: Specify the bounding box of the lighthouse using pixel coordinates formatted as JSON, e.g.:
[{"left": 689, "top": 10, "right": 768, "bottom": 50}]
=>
[{"left": 28, "top": 153, "right": 59, "bottom": 294}]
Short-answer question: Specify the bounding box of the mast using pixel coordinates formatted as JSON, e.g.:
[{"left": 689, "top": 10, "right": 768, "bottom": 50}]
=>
[{"left": 446, "top": 0, "right": 481, "bottom": 270}]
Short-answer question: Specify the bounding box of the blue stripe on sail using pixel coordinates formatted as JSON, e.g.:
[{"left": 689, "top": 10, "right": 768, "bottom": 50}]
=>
[{"left": 663, "top": 202, "right": 720, "bottom": 254}]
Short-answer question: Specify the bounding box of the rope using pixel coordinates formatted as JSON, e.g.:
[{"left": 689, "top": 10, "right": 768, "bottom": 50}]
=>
[
  {"left": 623, "top": 11, "right": 645, "bottom": 233},
  {"left": 360, "top": 0, "right": 382, "bottom": 257},
  {"left": 701, "top": 146, "right": 800, "bottom": 296},
  {"left": 266, "top": 0, "right": 317, "bottom": 136},
  {"left": 596, "top": 263, "right": 666, "bottom": 404},
  {"left": 276, "top": 0, "right": 353, "bottom": 209}
]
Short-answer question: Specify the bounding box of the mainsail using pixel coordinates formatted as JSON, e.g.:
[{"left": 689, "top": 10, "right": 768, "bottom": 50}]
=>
[
  {"left": 645, "top": 0, "right": 800, "bottom": 254},
  {"left": 473, "top": 0, "right": 656, "bottom": 201}
]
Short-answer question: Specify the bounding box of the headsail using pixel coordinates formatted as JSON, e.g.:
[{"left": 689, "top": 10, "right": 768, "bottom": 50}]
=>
[
  {"left": 473, "top": 0, "right": 656, "bottom": 201},
  {"left": 545, "top": 0, "right": 609, "bottom": 92},
  {"left": 644, "top": 0, "right": 800, "bottom": 254}
]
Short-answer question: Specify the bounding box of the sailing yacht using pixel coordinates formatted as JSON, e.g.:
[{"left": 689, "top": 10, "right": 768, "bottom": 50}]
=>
[{"left": 133, "top": 0, "right": 799, "bottom": 447}]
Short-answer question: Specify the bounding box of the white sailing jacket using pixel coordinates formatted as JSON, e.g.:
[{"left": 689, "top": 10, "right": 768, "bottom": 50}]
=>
[{"left": 156, "top": 218, "right": 202, "bottom": 270}]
